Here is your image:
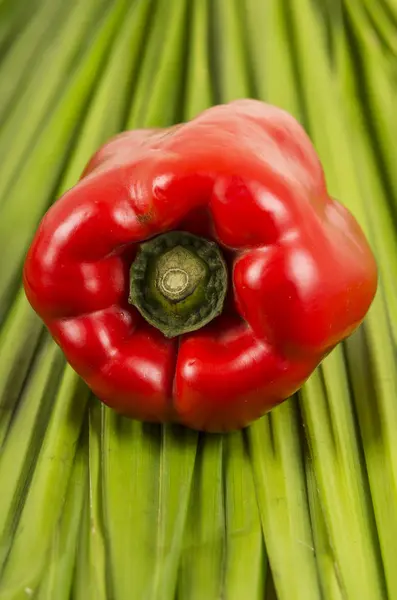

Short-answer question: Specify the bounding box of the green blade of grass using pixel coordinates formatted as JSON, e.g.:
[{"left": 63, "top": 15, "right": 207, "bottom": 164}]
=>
[
  {"left": 300, "top": 363, "right": 385, "bottom": 600},
  {"left": 343, "top": 1, "right": 397, "bottom": 209},
  {"left": 0, "top": 0, "right": 40, "bottom": 66},
  {"left": 101, "top": 419, "right": 197, "bottom": 600},
  {"left": 243, "top": 0, "right": 268, "bottom": 101},
  {"left": 177, "top": 436, "right": 225, "bottom": 600},
  {"left": 56, "top": 0, "right": 155, "bottom": 183},
  {"left": 373, "top": 0, "right": 397, "bottom": 24},
  {"left": 245, "top": 0, "right": 304, "bottom": 117},
  {"left": 305, "top": 447, "right": 345, "bottom": 600},
  {"left": 344, "top": 319, "right": 397, "bottom": 599},
  {"left": 0, "top": 0, "right": 109, "bottom": 204},
  {"left": 359, "top": 0, "right": 397, "bottom": 54},
  {"left": 223, "top": 432, "right": 266, "bottom": 600},
  {"left": 71, "top": 493, "right": 91, "bottom": 600},
  {"left": 247, "top": 403, "right": 321, "bottom": 600},
  {"left": 101, "top": 414, "right": 161, "bottom": 599},
  {"left": 0, "top": 292, "right": 43, "bottom": 446},
  {"left": 36, "top": 436, "right": 88, "bottom": 600},
  {"left": 184, "top": 0, "right": 213, "bottom": 119},
  {"left": 127, "top": 0, "right": 188, "bottom": 129},
  {"left": 148, "top": 426, "right": 198, "bottom": 600},
  {"left": 0, "top": 337, "right": 63, "bottom": 572},
  {"left": 0, "top": 368, "right": 89, "bottom": 596},
  {"left": 210, "top": 0, "right": 252, "bottom": 103},
  {"left": 0, "top": 0, "right": 69, "bottom": 124},
  {"left": 87, "top": 402, "right": 108, "bottom": 600}
]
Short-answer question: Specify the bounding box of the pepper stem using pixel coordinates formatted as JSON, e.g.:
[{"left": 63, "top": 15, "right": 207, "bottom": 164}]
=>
[
  {"left": 155, "top": 245, "right": 207, "bottom": 303},
  {"left": 129, "top": 231, "right": 228, "bottom": 338}
]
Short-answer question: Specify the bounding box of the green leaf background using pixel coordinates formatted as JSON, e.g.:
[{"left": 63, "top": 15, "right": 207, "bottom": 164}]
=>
[{"left": 0, "top": 0, "right": 396, "bottom": 598}]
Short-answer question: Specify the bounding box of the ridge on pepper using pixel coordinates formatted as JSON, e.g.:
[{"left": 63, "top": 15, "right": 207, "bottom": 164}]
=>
[{"left": 23, "top": 100, "right": 378, "bottom": 432}]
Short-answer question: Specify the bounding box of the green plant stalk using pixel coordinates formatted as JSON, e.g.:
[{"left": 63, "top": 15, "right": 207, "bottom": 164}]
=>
[
  {"left": 247, "top": 403, "right": 321, "bottom": 600},
  {"left": 245, "top": 0, "right": 305, "bottom": 118},
  {"left": 127, "top": 0, "right": 188, "bottom": 128},
  {"left": 36, "top": 438, "right": 88, "bottom": 600},
  {"left": 87, "top": 402, "right": 107, "bottom": 600},
  {"left": 184, "top": 0, "right": 213, "bottom": 119},
  {"left": 71, "top": 493, "right": 91, "bottom": 600},
  {"left": 101, "top": 414, "right": 161, "bottom": 599},
  {"left": 223, "top": 432, "right": 265, "bottom": 600},
  {"left": 57, "top": 0, "right": 155, "bottom": 182},
  {"left": 0, "top": 337, "right": 63, "bottom": 573},
  {"left": 242, "top": 0, "right": 267, "bottom": 100},
  {"left": 309, "top": 352, "right": 384, "bottom": 599},
  {"left": 300, "top": 367, "right": 382, "bottom": 599},
  {"left": 148, "top": 425, "right": 198, "bottom": 600},
  {"left": 177, "top": 436, "right": 225, "bottom": 600},
  {"left": 343, "top": 0, "right": 397, "bottom": 209},
  {"left": 344, "top": 323, "right": 397, "bottom": 600},
  {"left": 0, "top": 290, "right": 43, "bottom": 446},
  {"left": 0, "top": 0, "right": 40, "bottom": 65},
  {"left": 383, "top": 0, "right": 397, "bottom": 22},
  {"left": 0, "top": 0, "right": 109, "bottom": 205},
  {"left": 0, "top": 0, "right": 130, "bottom": 319},
  {"left": 305, "top": 447, "right": 345, "bottom": 600},
  {"left": 0, "top": 367, "right": 90, "bottom": 597},
  {"left": 358, "top": 0, "right": 397, "bottom": 54},
  {"left": 210, "top": 0, "right": 252, "bottom": 102},
  {"left": 0, "top": 0, "right": 69, "bottom": 124}
]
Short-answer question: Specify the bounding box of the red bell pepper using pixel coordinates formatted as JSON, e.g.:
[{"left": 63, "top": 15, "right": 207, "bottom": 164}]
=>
[{"left": 23, "top": 100, "right": 377, "bottom": 431}]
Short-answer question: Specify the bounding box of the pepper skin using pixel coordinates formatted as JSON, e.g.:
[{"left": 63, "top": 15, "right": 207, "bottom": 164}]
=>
[{"left": 23, "top": 100, "right": 377, "bottom": 432}]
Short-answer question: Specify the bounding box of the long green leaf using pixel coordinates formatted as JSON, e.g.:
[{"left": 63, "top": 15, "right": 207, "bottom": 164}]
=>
[
  {"left": 177, "top": 436, "right": 225, "bottom": 600},
  {"left": 0, "top": 337, "right": 63, "bottom": 572},
  {"left": 0, "top": 368, "right": 89, "bottom": 597},
  {"left": 223, "top": 432, "right": 265, "bottom": 600},
  {"left": 248, "top": 403, "right": 321, "bottom": 600},
  {"left": 184, "top": 0, "right": 213, "bottom": 119},
  {"left": 101, "top": 414, "right": 161, "bottom": 599},
  {"left": 36, "top": 437, "right": 88, "bottom": 600},
  {"left": 127, "top": 0, "right": 188, "bottom": 128},
  {"left": 0, "top": 0, "right": 109, "bottom": 204},
  {"left": 0, "top": 292, "right": 43, "bottom": 445}
]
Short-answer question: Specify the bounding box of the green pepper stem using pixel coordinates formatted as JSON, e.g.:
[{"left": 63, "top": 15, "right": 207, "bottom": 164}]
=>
[{"left": 129, "top": 231, "right": 228, "bottom": 338}]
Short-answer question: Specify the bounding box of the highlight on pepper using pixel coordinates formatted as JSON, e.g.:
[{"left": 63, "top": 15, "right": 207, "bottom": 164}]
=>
[{"left": 23, "top": 99, "right": 378, "bottom": 432}]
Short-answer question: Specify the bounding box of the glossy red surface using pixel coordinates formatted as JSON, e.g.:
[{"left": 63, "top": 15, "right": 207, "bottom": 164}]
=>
[{"left": 23, "top": 100, "right": 377, "bottom": 431}]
